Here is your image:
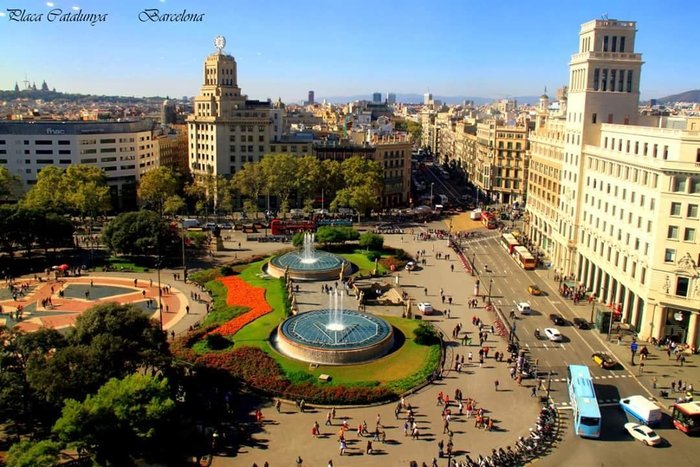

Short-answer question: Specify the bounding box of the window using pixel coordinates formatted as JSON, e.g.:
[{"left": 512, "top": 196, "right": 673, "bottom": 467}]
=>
[
  {"left": 688, "top": 204, "right": 699, "bottom": 218},
  {"left": 684, "top": 228, "right": 696, "bottom": 242},
  {"left": 691, "top": 178, "right": 700, "bottom": 194},
  {"left": 670, "top": 202, "right": 682, "bottom": 216},
  {"left": 603, "top": 35, "right": 609, "bottom": 52},
  {"left": 667, "top": 226, "right": 679, "bottom": 239},
  {"left": 673, "top": 177, "right": 687, "bottom": 192},
  {"left": 676, "top": 277, "right": 689, "bottom": 297},
  {"left": 620, "top": 36, "right": 626, "bottom": 52},
  {"left": 627, "top": 70, "right": 633, "bottom": 92},
  {"left": 592, "top": 113, "right": 597, "bottom": 124}
]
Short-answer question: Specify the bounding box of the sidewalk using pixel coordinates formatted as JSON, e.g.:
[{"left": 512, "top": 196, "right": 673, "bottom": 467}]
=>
[
  {"left": 532, "top": 268, "right": 697, "bottom": 404},
  {"left": 213, "top": 220, "right": 549, "bottom": 466}
]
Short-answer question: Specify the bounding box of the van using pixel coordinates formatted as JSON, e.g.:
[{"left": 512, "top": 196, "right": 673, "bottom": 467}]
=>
[
  {"left": 620, "top": 395, "right": 663, "bottom": 426},
  {"left": 470, "top": 209, "right": 482, "bottom": 220},
  {"left": 182, "top": 218, "right": 200, "bottom": 229}
]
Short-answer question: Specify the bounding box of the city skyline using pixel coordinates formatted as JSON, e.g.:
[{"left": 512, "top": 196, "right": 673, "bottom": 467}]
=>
[{"left": 1, "top": 0, "right": 699, "bottom": 102}]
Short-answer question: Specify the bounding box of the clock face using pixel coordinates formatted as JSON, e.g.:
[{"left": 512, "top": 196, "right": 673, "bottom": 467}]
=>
[{"left": 214, "top": 36, "right": 226, "bottom": 50}]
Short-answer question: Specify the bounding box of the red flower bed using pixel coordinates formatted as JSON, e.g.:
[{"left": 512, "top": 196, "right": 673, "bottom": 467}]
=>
[
  {"left": 196, "top": 347, "right": 290, "bottom": 393},
  {"left": 211, "top": 276, "right": 272, "bottom": 336}
]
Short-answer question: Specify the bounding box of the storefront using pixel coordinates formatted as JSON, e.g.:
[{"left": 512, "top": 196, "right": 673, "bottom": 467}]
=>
[{"left": 662, "top": 307, "right": 699, "bottom": 351}]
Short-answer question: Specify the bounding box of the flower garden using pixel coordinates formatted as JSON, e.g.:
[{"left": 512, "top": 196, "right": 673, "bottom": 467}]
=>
[{"left": 171, "top": 255, "right": 441, "bottom": 405}]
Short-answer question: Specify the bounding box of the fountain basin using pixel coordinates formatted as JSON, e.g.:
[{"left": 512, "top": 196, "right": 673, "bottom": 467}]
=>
[
  {"left": 267, "top": 250, "right": 347, "bottom": 281},
  {"left": 276, "top": 309, "right": 394, "bottom": 365}
]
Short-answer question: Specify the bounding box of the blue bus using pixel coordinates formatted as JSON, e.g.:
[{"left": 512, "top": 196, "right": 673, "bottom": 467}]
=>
[{"left": 567, "top": 364, "right": 602, "bottom": 438}]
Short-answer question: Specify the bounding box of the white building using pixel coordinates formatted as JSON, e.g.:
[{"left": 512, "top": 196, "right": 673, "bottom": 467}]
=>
[
  {"left": 0, "top": 120, "right": 156, "bottom": 208},
  {"left": 526, "top": 19, "right": 700, "bottom": 348},
  {"left": 187, "top": 36, "right": 284, "bottom": 183}
]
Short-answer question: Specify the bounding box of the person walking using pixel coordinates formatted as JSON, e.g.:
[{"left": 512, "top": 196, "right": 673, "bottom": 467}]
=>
[
  {"left": 531, "top": 386, "right": 537, "bottom": 397},
  {"left": 494, "top": 380, "right": 500, "bottom": 391},
  {"left": 326, "top": 411, "right": 333, "bottom": 426}
]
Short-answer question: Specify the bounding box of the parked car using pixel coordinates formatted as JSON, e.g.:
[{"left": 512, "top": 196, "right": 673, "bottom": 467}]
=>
[
  {"left": 204, "top": 222, "right": 217, "bottom": 230},
  {"left": 218, "top": 222, "right": 233, "bottom": 230},
  {"left": 405, "top": 261, "right": 416, "bottom": 271},
  {"left": 624, "top": 422, "right": 662, "bottom": 446},
  {"left": 516, "top": 302, "right": 532, "bottom": 315},
  {"left": 544, "top": 328, "right": 563, "bottom": 342},
  {"left": 592, "top": 352, "right": 617, "bottom": 369},
  {"left": 289, "top": 209, "right": 305, "bottom": 218},
  {"left": 528, "top": 285, "right": 543, "bottom": 296},
  {"left": 573, "top": 317, "right": 590, "bottom": 329},
  {"left": 417, "top": 302, "right": 434, "bottom": 314},
  {"left": 549, "top": 313, "right": 567, "bottom": 325}
]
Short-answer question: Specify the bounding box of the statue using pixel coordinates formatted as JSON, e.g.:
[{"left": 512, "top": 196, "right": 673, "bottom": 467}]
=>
[
  {"left": 339, "top": 262, "right": 346, "bottom": 281},
  {"left": 284, "top": 265, "right": 290, "bottom": 283},
  {"left": 373, "top": 258, "right": 379, "bottom": 276}
]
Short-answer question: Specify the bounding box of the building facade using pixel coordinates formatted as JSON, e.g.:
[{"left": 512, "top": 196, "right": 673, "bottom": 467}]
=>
[
  {"left": 525, "top": 19, "right": 700, "bottom": 348},
  {"left": 0, "top": 120, "right": 156, "bottom": 209},
  {"left": 186, "top": 37, "right": 283, "bottom": 183}
]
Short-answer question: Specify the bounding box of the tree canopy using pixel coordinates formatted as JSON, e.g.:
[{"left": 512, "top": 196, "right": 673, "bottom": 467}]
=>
[
  {"left": 53, "top": 374, "right": 175, "bottom": 466},
  {"left": 22, "top": 165, "right": 111, "bottom": 218},
  {"left": 102, "top": 210, "right": 178, "bottom": 256},
  {"left": 0, "top": 166, "right": 22, "bottom": 202},
  {"left": 138, "top": 166, "right": 181, "bottom": 214}
]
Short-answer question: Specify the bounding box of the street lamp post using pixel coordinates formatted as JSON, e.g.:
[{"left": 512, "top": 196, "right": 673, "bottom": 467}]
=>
[
  {"left": 487, "top": 278, "right": 493, "bottom": 305},
  {"left": 157, "top": 260, "right": 163, "bottom": 331},
  {"left": 648, "top": 298, "right": 658, "bottom": 341},
  {"left": 430, "top": 183, "right": 434, "bottom": 207}
]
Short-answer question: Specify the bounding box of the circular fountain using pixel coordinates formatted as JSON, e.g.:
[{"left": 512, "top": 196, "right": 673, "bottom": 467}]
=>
[
  {"left": 276, "top": 291, "right": 394, "bottom": 365},
  {"left": 267, "top": 232, "right": 347, "bottom": 281}
]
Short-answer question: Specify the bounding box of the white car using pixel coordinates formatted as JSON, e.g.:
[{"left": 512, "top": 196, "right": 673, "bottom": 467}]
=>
[
  {"left": 624, "top": 422, "right": 662, "bottom": 446},
  {"left": 516, "top": 302, "right": 532, "bottom": 315},
  {"left": 417, "top": 302, "right": 434, "bottom": 314},
  {"left": 544, "top": 328, "right": 563, "bottom": 342},
  {"left": 405, "top": 261, "right": 416, "bottom": 271}
]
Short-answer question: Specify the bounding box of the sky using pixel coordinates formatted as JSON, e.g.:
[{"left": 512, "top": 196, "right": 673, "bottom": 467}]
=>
[{"left": 0, "top": 0, "right": 698, "bottom": 102}]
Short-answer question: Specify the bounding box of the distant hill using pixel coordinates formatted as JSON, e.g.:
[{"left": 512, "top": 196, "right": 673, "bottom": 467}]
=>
[
  {"left": 0, "top": 89, "right": 167, "bottom": 104},
  {"left": 655, "top": 89, "right": 700, "bottom": 104},
  {"left": 318, "top": 93, "right": 540, "bottom": 105}
]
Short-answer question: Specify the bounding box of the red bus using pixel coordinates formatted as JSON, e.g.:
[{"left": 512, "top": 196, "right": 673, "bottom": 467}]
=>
[
  {"left": 672, "top": 401, "right": 700, "bottom": 434},
  {"left": 270, "top": 219, "right": 316, "bottom": 236},
  {"left": 513, "top": 245, "right": 536, "bottom": 270},
  {"left": 481, "top": 211, "right": 497, "bottom": 229},
  {"left": 499, "top": 233, "right": 520, "bottom": 254}
]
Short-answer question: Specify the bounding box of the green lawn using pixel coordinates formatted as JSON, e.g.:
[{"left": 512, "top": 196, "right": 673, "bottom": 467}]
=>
[
  {"left": 339, "top": 250, "right": 389, "bottom": 275},
  {"left": 193, "top": 258, "right": 440, "bottom": 392}
]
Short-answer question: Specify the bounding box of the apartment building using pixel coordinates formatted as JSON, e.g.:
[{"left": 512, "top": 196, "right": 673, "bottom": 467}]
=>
[
  {"left": 186, "top": 37, "right": 283, "bottom": 182},
  {"left": 0, "top": 120, "right": 156, "bottom": 209},
  {"left": 526, "top": 19, "right": 700, "bottom": 347}
]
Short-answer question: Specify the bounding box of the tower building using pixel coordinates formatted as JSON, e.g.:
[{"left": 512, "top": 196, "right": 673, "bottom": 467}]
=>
[{"left": 187, "top": 36, "right": 283, "bottom": 183}]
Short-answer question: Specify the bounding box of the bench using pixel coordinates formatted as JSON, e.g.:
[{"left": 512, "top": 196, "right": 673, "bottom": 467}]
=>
[{"left": 319, "top": 374, "right": 331, "bottom": 382}]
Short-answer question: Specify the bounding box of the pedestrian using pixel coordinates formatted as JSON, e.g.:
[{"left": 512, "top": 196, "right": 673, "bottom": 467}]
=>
[
  {"left": 679, "top": 354, "right": 686, "bottom": 367},
  {"left": 424, "top": 287, "right": 428, "bottom": 295},
  {"left": 638, "top": 362, "right": 644, "bottom": 375},
  {"left": 275, "top": 399, "right": 281, "bottom": 412},
  {"left": 479, "top": 355, "right": 484, "bottom": 367},
  {"left": 296, "top": 456, "right": 303, "bottom": 467},
  {"left": 652, "top": 377, "right": 657, "bottom": 389},
  {"left": 332, "top": 407, "right": 336, "bottom": 419},
  {"left": 494, "top": 380, "right": 499, "bottom": 391},
  {"left": 468, "top": 352, "right": 473, "bottom": 364},
  {"left": 531, "top": 386, "right": 537, "bottom": 397},
  {"left": 186, "top": 305, "right": 190, "bottom": 314},
  {"left": 451, "top": 264, "right": 454, "bottom": 272},
  {"left": 366, "top": 439, "right": 373, "bottom": 454},
  {"left": 672, "top": 381, "right": 677, "bottom": 392},
  {"left": 326, "top": 411, "right": 332, "bottom": 426}
]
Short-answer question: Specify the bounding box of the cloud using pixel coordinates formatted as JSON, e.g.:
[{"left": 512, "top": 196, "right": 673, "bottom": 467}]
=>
[
  {"left": 46, "top": 2, "right": 55, "bottom": 6},
  {"left": 72, "top": 5, "right": 80, "bottom": 11},
  {"left": 0, "top": 11, "right": 5, "bottom": 17}
]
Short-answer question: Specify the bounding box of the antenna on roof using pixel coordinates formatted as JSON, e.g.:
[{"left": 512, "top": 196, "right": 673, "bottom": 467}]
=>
[{"left": 601, "top": 13, "right": 608, "bottom": 20}]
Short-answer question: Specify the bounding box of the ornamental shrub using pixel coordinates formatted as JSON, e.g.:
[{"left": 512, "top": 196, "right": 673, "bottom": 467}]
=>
[
  {"left": 414, "top": 322, "right": 441, "bottom": 346},
  {"left": 359, "top": 232, "right": 384, "bottom": 250}
]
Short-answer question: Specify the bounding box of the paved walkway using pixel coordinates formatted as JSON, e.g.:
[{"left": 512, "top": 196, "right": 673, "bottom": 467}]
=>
[{"left": 215, "top": 221, "right": 544, "bottom": 467}]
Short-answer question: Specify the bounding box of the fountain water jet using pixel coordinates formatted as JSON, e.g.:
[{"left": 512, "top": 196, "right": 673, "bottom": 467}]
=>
[
  {"left": 326, "top": 290, "right": 345, "bottom": 331},
  {"left": 300, "top": 232, "right": 318, "bottom": 264}
]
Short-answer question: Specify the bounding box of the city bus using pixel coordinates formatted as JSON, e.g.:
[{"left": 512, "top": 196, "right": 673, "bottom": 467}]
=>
[
  {"left": 499, "top": 233, "right": 520, "bottom": 254},
  {"left": 512, "top": 245, "right": 536, "bottom": 270},
  {"left": 567, "top": 364, "right": 602, "bottom": 438},
  {"left": 671, "top": 401, "right": 700, "bottom": 434},
  {"left": 481, "top": 211, "right": 497, "bottom": 229}
]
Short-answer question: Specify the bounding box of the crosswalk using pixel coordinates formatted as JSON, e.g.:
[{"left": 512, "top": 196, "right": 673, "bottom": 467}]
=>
[
  {"left": 555, "top": 394, "right": 656, "bottom": 409},
  {"left": 548, "top": 374, "right": 634, "bottom": 383}
]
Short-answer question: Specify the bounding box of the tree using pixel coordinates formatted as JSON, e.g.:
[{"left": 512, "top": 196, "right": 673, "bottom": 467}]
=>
[
  {"left": 102, "top": 210, "right": 177, "bottom": 256},
  {"left": 232, "top": 163, "right": 266, "bottom": 218},
  {"left": 27, "top": 303, "right": 169, "bottom": 406},
  {"left": 260, "top": 154, "right": 298, "bottom": 216},
  {"left": 294, "top": 155, "right": 321, "bottom": 205},
  {"left": 359, "top": 232, "right": 384, "bottom": 250},
  {"left": 22, "top": 165, "right": 111, "bottom": 221},
  {"left": 315, "top": 226, "right": 360, "bottom": 246},
  {"left": 6, "top": 439, "right": 61, "bottom": 467},
  {"left": 138, "top": 166, "right": 180, "bottom": 214},
  {"left": 0, "top": 166, "right": 22, "bottom": 202},
  {"left": 53, "top": 374, "right": 175, "bottom": 466},
  {"left": 333, "top": 156, "right": 383, "bottom": 220}
]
